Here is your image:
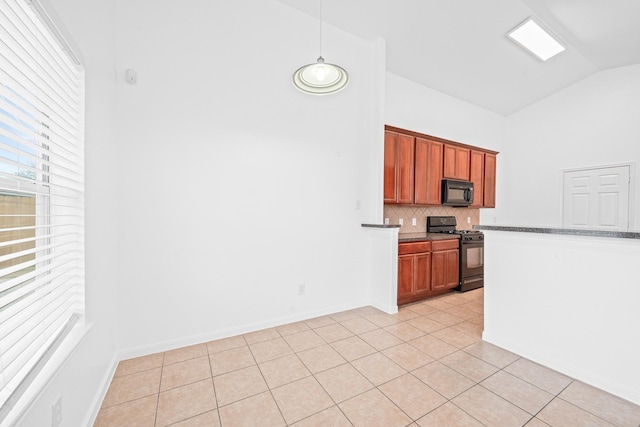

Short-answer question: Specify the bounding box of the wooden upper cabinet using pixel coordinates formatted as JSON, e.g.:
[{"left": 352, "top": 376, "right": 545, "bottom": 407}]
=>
[
  {"left": 484, "top": 153, "right": 497, "bottom": 208},
  {"left": 443, "top": 144, "right": 470, "bottom": 180},
  {"left": 469, "top": 150, "right": 485, "bottom": 207},
  {"left": 443, "top": 145, "right": 456, "bottom": 178},
  {"left": 414, "top": 137, "right": 443, "bottom": 205},
  {"left": 384, "top": 125, "right": 498, "bottom": 208},
  {"left": 384, "top": 131, "right": 414, "bottom": 204}
]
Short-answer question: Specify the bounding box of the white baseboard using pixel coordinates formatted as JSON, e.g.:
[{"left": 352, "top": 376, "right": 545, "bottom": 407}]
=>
[
  {"left": 118, "top": 298, "right": 370, "bottom": 361},
  {"left": 82, "top": 353, "right": 119, "bottom": 427},
  {"left": 482, "top": 331, "right": 640, "bottom": 406}
]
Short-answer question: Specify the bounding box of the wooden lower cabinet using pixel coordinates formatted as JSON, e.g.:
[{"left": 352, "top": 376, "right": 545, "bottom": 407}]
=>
[
  {"left": 398, "top": 241, "right": 431, "bottom": 305},
  {"left": 398, "top": 239, "right": 459, "bottom": 306},
  {"left": 431, "top": 240, "right": 459, "bottom": 291},
  {"left": 398, "top": 252, "right": 431, "bottom": 305}
]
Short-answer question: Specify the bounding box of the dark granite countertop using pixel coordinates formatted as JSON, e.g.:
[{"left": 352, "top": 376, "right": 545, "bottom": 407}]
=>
[
  {"left": 361, "top": 224, "right": 401, "bottom": 229},
  {"left": 474, "top": 225, "right": 640, "bottom": 240},
  {"left": 398, "top": 232, "right": 461, "bottom": 243}
]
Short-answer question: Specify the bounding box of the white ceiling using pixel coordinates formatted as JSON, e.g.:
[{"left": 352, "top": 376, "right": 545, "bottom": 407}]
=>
[{"left": 276, "top": 0, "right": 640, "bottom": 116}]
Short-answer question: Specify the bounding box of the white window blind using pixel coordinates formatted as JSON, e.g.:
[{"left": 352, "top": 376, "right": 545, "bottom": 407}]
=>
[{"left": 0, "top": 0, "right": 84, "bottom": 420}]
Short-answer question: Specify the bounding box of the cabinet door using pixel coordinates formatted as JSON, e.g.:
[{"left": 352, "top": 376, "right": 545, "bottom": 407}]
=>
[
  {"left": 431, "top": 248, "right": 459, "bottom": 291},
  {"left": 415, "top": 138, "right": 443, "bottom": 205},
  {"left": 484, "top": 153, "right": 497, "bottom": 208},
  {"left": 384, "top": 131, "right": 414, "bottom": 204},
  {"left": 431, "top": 250, "right": 447, "bottom": 291},
  {"left": 384, "top": 131, "right": 398, "bottom": 203},
  {"left": 456, "top": 147, "right": 470, "bottom": 180},
  {"left": 397, "top": 133, "right": 415, "bottom": 204},
  {"left": 444, "top": 249, "right": 459, "bottom": 289},
  {"left": 443, "top": 144, "right": 470, "bottom": 180},
  {"left": 413, "top": 252, "right": 431, "bottom": 296},
  {"left": 397, "top": 255, "right": 414, "bottom": 300},
  {"left": 470, "top": 150, "right": 485, "bottom": 207},
  {"left": 443, "top": 145, "right": 457, "bottom": 179}
]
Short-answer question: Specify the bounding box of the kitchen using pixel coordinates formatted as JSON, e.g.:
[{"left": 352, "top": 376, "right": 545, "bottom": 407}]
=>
[
  {"left": 6, "top": 0, "right": 640, "bottom": 425},
  {"left": 366, "top": 115, "right": 640, "bottom": 414}
]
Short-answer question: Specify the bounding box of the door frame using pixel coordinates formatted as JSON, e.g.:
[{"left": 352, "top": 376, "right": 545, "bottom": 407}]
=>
[{"left": 560, "top": 162, "right": 636, "bottom": 231}]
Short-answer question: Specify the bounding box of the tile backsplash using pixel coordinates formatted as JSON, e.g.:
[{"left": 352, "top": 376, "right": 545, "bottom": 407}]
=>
[{"left": 384, "top": 205, "right": 479, "bottom": 233}]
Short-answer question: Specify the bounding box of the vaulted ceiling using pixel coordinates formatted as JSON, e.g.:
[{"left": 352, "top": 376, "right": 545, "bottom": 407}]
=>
[{"left": 277, "top": 0, "right": 640, "bottom": 116}]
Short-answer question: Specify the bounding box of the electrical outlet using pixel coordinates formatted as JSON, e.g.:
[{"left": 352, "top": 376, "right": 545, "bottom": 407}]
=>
[
  {"left": 52, "top": 396, "right": 62, "bottom": 427},
  {"left": 398, "top": 218, "right": 403, "bottom": 226},
  {"left": 412, "top": 218, "right": 417, "bottom": 226},
  {"left": 467, "top": 216, "right": 471, "bottom": 224},
  {"left": 384, "top": 218, "right": 389, "bottom": 225},
  {"left": 297, "top": 284, "right": 306, "bottom": 296}
]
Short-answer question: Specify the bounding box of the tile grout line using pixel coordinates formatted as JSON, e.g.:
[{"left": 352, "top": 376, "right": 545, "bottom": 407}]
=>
[
  {"left": 412, "top": 298, "right": 486, "bottom": 424},
  {"left": 153, "top": 352, "right": 165, "bottom": 427},
  {"left": 530, "top": 379, "right": 622, "bottom": 427},
  {"left": 339, "top": 309, "right": 483, "bottom": 425},
  {"left": 204, "top": 346, "right": 222, "bottom": 427},
  {"left": 419, "top": 300, "right": 521, "bottom": 425},
  {"left": 251, "top": 328, "right": 295, "bottom": 426},
  {"left": 394, "top": 294, "right": 491, "bottom": 426}
]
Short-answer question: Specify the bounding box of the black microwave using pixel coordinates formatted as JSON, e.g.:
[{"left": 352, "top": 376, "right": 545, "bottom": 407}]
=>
[{"left": 442, "top": 179, "right": 474, "bottom": 206}]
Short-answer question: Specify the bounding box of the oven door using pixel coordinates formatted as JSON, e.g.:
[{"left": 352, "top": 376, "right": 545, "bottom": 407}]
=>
[{"left": 460, "top": 239, "right": 484, "bottom": 281}]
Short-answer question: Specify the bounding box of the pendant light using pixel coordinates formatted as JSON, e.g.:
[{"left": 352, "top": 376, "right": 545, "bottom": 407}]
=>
[{"left": 292, "top": 0, "right": 349, "bottom": 95}]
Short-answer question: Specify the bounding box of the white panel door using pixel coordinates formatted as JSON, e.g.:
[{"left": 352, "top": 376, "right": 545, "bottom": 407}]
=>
[{"left": 562, "top": 165, "right": 630, "bottom": 230}]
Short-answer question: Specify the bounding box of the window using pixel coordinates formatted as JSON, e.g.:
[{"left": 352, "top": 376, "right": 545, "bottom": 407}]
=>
[{"left": 0, "top": 0, "right": 84, "bottom": 421}]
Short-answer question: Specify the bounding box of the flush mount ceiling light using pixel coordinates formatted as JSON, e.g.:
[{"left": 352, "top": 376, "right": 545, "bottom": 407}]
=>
[
  {"left": 507, "top": 17, "right": 566, "bottom": 61},
  {"left": 292, "top": 0, "right": 348, "bottom": 95}
]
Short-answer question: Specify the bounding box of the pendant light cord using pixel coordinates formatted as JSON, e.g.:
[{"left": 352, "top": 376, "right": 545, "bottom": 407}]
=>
[{"left": 319, "top": 0, "right": 323, "bottom": 57}]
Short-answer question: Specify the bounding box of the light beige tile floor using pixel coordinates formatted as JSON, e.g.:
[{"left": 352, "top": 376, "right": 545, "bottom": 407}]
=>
[{"left": 93, "top": 289, "right": 640, "bottom": 427}]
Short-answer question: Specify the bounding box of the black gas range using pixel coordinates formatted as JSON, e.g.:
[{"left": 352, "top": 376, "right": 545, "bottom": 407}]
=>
[{"left": 427, "top": 216, "right": 484, "bottom": 292}]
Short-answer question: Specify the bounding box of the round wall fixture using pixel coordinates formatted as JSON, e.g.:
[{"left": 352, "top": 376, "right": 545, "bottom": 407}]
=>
[{"left": 293, "top": 56, "right": 349, "bottom": 95}]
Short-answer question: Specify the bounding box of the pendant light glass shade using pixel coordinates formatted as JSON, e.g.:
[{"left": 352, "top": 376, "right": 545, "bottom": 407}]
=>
[{"left": 293, "top": 56, "right": 349, "bottom": 94}]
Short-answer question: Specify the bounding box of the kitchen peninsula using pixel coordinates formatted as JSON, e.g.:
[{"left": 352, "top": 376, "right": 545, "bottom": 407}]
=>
[{"left": 477, "top": 225, "right": 640, "bottom": 406}]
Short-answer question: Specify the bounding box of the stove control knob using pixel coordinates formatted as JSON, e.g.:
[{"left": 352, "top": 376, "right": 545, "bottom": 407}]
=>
[{"left": 479, "top": 235, "right": 484, "bottom": 240}]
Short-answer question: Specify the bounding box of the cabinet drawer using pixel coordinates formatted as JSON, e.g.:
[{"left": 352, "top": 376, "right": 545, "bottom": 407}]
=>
[
  {"left": 399, "top": 241, "right": 432, "bottom": 255},
  {"left": 431, "top": 239, "right": 459, "bottom": 251}
]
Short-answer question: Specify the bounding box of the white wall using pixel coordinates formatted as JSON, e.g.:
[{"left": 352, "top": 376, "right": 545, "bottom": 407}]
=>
[
  {"left": 17, "top": 0, "right": 120, "bottom": 425},
  {"left": 385, "top": 73, "right": 505, "bottom": 152},
  {"left": 483, "top": 230, "right": 640, "bottom": 405},
  {"left": 482, "top": 65, "right": 640, "bottom": 407},
  {"left": 114, "top": 0, "right": 380, "bottom": 355},
  {"left": 501, "top": 64, "right": 640, "bottom": 229}
]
